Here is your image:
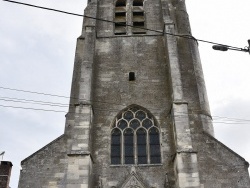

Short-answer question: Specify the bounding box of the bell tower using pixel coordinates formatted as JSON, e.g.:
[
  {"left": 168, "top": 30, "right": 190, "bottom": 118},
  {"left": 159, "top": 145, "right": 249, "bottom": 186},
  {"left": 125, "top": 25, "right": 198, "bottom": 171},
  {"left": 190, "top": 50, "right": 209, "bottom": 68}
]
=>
[{"left": 18, "top": 0, "right": 250, "bottom": 187}]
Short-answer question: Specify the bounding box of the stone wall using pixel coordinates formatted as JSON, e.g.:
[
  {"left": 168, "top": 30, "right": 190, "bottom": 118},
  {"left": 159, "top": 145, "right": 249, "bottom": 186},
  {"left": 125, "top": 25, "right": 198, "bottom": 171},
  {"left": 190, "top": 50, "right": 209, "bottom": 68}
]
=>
[{"left": 18, "top": 135, "right": 68, "bottom": 188}]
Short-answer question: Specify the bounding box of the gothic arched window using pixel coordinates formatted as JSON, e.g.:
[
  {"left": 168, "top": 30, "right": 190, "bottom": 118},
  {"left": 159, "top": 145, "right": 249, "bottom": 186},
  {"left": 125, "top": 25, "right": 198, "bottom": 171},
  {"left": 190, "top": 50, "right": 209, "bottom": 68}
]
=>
[{"left": 111, "top": 105, "right": 161, "bottom": 165}]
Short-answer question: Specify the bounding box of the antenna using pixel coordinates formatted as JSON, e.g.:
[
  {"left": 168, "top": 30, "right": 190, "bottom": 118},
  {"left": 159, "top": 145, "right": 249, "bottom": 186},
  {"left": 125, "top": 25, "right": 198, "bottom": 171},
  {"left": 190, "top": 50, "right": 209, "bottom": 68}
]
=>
[{"left": 0, "top": 151, "right": 5, "bottom": 160}]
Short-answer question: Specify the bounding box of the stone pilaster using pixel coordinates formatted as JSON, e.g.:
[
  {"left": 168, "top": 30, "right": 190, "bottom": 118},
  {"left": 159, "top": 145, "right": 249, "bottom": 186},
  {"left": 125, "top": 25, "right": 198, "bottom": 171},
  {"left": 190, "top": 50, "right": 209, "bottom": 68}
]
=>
[
  {"left": 66, "top": 2, "right": 97, "bottom": 187},
  {"left": 165, "top": 23, "right": 201, "bottom": 188}
]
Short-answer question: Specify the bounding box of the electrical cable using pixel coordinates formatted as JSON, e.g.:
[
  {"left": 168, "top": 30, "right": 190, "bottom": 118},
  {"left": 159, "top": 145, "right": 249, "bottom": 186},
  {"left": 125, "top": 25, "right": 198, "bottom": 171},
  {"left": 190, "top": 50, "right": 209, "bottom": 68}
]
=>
[
  {"left": 0, "top": 98, "right": 68, "bottom": 108},
  {"left": 1, "top": 85, "right": 250, "bottom": 124},
  {"left": 0, "top": 96, "right": 69, "bottom": 106},
  {"left": 1, "top": 101, "right": 250, "bottom": 125},
  {"left": 0, "top": 86, "right": 126, "bottom": 107},
  {"left": 0, "top": 104, "right": 67, "bottom": 113},
  {"left": 2, "top": 0, "right": 247, "bottom": 51},
  {"left": 2, "top": 86, "right": 250, "bottom": 125}
]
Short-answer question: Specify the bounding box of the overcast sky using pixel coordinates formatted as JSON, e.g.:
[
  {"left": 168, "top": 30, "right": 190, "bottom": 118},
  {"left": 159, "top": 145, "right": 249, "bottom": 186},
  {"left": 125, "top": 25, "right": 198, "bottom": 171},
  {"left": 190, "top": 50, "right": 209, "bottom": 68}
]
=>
[{"left": 0, "top": 0, "right": 250, "bottom": 187}]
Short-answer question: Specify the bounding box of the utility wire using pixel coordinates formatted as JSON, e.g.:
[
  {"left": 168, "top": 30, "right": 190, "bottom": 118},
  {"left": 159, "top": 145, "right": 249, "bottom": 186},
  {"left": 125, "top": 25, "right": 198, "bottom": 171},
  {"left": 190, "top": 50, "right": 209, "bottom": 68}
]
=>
[
  {"left": 2, "top": 0, "right": 246, "bottom": 51},
  {"left": 0, "top": 98, "right": 68, "bottom": 108},
  {"left": 0, "top": 86, "right": 125, "bottom": 107},
  {"left": 2, "top": 86, "right": 250, "bottom": 124},
  {"left": 0, "top": 104, "right": 249, "bottom": 125},
  {"left": 2, "top": 86, "right": 250, "bottom": 123},
  {"left": 0, "top": 96, "right": 69, "bottom": 106},
  {"left": 0, "top": 86, "right": 69, "bottom": 99},
  {"left": 0, "top": 104, "right": 67, "bottom": 113},
  {"left": 1, "top": 101, "right": 250, "bottom": 125},
  {"left": 2, "top": 87, "right": 250, "bottom": 122}
]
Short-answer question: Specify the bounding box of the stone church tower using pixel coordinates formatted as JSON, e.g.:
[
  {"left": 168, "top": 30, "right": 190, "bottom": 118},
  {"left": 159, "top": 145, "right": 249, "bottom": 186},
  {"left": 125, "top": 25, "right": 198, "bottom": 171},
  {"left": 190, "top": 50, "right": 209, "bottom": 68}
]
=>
[{"left": 18, "top": 0, "right": 250, "bottom": 187}]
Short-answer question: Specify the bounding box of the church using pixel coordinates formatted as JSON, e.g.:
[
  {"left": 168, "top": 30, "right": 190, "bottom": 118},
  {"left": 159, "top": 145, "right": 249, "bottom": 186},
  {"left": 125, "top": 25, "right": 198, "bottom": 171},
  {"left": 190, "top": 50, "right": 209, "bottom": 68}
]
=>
[{"left": 18, "top": 0, "right": 250, "bottom": 187}]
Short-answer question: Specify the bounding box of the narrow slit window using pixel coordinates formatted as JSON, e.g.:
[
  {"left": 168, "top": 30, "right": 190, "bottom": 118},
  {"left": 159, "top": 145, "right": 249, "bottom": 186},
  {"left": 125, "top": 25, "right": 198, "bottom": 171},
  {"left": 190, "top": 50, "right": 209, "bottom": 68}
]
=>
[{"left": 129, "top": 72, "right": 135, "bottom": 81}]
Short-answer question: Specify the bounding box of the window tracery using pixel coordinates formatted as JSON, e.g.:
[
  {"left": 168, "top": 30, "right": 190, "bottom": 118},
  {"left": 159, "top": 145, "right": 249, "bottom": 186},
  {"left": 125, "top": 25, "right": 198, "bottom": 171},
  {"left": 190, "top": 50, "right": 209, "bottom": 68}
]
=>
[{"left": 111, "top": 105, "right": 161, "bottom": 165}]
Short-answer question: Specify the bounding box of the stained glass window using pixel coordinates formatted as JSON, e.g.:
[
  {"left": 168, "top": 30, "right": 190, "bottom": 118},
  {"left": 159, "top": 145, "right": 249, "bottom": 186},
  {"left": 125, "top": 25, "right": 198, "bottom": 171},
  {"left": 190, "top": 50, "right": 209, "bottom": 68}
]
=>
[
  {"left": 149, "top": 127, "right": 161, "bottom": 164},
  {"left": 111, "top": 129, "right": 121, "bottom": 164},
  {"left": 111, "top": 106, "right": 161, "bottom": 165},
  {"left": 137, "top": 128, "right": 147, "bottom": 164},
  {"left": 124, "top": 129, "right": 134, "bottom": 164}
]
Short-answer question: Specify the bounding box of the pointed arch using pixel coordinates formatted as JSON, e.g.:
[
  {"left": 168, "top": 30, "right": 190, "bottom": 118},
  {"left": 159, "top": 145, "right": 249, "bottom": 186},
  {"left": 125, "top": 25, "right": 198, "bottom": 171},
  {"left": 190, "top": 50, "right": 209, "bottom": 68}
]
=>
[
  {"left": 111, "top": 104, "right": 161, "bottom": 165},
  {"left": 111, "top": 104, "right": 158, "bottom": 129}
]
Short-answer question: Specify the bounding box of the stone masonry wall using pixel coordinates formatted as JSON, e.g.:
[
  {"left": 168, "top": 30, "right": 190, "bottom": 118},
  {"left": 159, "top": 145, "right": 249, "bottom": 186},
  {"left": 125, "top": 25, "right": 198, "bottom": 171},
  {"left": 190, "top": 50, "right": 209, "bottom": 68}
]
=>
[
  {"left": 18, "top": 135, "right": 68, "bottom": 188},
  {"left": 91, "top": 35, "right": 174, "bottom": 187},
  {"left": 198, "top": 133, "right": 250, "bottom": 188}
]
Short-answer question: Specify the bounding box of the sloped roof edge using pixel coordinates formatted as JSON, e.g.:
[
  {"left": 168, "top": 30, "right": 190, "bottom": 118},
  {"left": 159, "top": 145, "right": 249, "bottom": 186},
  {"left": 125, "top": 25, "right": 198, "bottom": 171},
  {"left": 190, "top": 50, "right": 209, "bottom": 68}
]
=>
[
  {"left": 203, "top": 131, "right": 249, "bottom": 167},
  {"left": 21, "top": 134, "right": 65, "bottom": 165}
]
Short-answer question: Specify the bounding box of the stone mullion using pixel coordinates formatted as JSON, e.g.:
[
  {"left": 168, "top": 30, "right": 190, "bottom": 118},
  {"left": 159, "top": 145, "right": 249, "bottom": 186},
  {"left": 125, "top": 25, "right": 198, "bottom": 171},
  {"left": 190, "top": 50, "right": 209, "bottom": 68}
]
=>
[
  {"left": 121, "top": 130, "right": 125, "bottom": 165},
  {"left": 127, "top": 0, "right": 133, "bottom": 35},
  {"left": 134, "top": 131, "right": 138, "bottom": 165},
  {"left": 147, "top": 130, "right": 150, "bottom": 164}
]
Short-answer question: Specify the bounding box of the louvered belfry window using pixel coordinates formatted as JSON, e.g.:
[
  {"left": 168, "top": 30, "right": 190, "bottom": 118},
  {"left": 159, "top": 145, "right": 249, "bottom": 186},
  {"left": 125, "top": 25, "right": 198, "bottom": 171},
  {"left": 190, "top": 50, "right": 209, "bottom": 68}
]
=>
[
  {"left": 114, "top": 0, "right": 127, "bottom": 35},
  {"left": 111, "top": 105, "right": 161, "bottom": 165},
  {"left": 114, "top": 0, "right": 146, "bottom": 35},
  {"left": 132, "top": 0, "right": 146, "bottom": 34}
]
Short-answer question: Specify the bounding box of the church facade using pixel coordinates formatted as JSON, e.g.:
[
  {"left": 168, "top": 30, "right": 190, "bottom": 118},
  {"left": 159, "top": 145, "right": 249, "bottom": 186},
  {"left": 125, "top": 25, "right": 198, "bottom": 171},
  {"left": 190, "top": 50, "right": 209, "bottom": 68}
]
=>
[{"left": 18, "top": 0, "right": 250, "bottom": 187}]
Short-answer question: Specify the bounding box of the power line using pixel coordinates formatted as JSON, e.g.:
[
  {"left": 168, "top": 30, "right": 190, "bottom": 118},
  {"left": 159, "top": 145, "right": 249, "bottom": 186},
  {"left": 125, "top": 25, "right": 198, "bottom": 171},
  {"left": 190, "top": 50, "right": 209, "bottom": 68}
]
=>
[
  {"left": 0, "top": 98, "right": 68, "bottom": 108},
  {"left": 0, "top": 86, "right": 70, "bottom": 99},
  {"left": 2, "top": 0, "right": 246, "bottom": 51},
  {"left": 2, "top": 85, "right": 250, "bottom": 123},
  {"left": 0, "top": 104, "right": 67, "bottom": 113},
  {"left": 2, "top": 85, "right": 250, "bottom": 124},
  {"left": 0, "top": 86, "right": 126, "bottom": 107},
  {"left": 0, "top": 96, "right": 69, "bottom": 106},
  {"left": 1, "top": 102, "right": 250, "bottom": 125}
]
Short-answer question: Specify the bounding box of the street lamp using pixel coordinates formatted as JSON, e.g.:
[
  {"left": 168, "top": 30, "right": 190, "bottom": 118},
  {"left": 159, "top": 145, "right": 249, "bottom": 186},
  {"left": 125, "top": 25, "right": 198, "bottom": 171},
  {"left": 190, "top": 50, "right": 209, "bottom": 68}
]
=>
[{"left": 212, "top": 40, "right": 250, "bottom": 54}]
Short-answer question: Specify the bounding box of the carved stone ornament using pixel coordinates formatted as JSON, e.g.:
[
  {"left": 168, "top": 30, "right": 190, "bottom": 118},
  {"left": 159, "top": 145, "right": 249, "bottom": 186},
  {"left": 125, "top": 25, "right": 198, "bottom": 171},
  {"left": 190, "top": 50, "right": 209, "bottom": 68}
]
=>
[{"left": 121, "top": 167, "right": 146, "bottom": 188}]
